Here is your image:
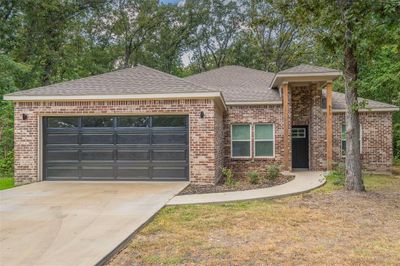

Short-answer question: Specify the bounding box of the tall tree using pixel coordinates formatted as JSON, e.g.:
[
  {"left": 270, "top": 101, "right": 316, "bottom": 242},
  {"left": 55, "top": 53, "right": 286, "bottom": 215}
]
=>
[
  {"left": 285, "top": 0, "right": 400, "bottom": 191},
  {"left": 243, "top": 0, "right": 313, "bottom": 72},
  {"left": 100, "top": 0, "right": 160, "bottom": 68},
  {"left": 187, "top": 0, "right": 243, "bottom": 71}
]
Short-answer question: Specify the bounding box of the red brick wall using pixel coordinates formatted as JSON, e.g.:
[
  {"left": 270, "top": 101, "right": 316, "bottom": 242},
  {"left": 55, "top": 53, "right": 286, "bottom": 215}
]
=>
[
  {"left": 13, "top": 96, "right": 395, "bottom": 185},
  {"left": 214, "top": 104, "right": 225, "bottom": 183},
  {"left": 13, "top": 99, "right": 219, "bottom": 184},
  {"left": 223, "top": 87, "right": 394, "bottom": 177},
  {"left": 291, "top": 86, "right": 312, "bottom": 126},
  {"left": 333, "top": 112, "right": 393, "bottom": 172},
  {"left": 309, "top": 85, "right": 327, "bottom": 170},
  {"left": 223, "top": 104, "right": 288, "bottom": 179}
]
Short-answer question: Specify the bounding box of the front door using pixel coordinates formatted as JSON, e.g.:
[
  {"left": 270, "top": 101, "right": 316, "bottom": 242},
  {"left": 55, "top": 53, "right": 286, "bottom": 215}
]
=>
[{"left": 291, "top": 126, "right": 309, "bottom": 169}]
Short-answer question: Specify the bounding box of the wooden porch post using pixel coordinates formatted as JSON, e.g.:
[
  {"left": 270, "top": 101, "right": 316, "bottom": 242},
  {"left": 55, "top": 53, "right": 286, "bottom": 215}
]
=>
[
  {"left": 326, "top": 81, "right": 333, "bottom": 170},
  {"left": 282, "top": 82, "right": 290, "bottom": 171}
]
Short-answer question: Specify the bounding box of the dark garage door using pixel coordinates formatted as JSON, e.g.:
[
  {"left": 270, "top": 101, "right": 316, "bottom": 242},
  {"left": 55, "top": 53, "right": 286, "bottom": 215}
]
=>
[{"left": 43, "top": 115, "right": 189, "bottom": 181}]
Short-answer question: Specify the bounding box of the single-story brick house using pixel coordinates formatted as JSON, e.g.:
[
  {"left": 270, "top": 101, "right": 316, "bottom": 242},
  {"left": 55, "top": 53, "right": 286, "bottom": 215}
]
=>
[{"left": 4, "top": 64, "right": 399, "bottom": 184}]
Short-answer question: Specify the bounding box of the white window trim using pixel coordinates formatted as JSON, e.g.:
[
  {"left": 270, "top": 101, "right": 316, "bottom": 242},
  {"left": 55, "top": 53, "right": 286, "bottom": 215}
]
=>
[
  {"left": 231, "top": 124, "right": 252, "bottom": 159},
  {"left": 254, "top": 123, "right": 275, "bottom": 158},
  {"left": 341, "top": 123, "right": 363, "bottom": 158}
]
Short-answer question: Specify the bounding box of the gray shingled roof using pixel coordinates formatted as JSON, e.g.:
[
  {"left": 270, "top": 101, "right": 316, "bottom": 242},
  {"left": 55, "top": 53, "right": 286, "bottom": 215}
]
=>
[
  {"left": 4, "top": 64, "right": 397, "bottom": 111},
  {"left": 279, "top": 64, "right": 340, "bottom": 74},
  {"left": 184, "top": 65, "right": 280, "bottom": 102},
  {"left": 322, "top": 90, "right": 398, "bottom": 110},
  {"left": 5, "top": 65, "right": 215, "bottom": 97}
]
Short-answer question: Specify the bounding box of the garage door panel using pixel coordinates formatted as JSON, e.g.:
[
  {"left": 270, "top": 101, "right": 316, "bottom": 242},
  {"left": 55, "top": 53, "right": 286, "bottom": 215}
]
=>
[
  {"left": 152, "top": 167, "right": 187, "bottom": 179},
  {"left": 117, "top": 150, "right": 150, "bottom": 161},
  {"left": 81, "top": 150, "right": 114, "bottom": 161},
  {"left": 117, "top": 134, "right": 150, "bottom": 144},
  {"left": 117, "top": 167, "right": 150, "bottom": 179},
  {"left": 44, "top": 115, "right": 188, "bottom": 181},
  {"left": 152, "top": 132, "right": 187, "bottom": 145},
  {"left": 47, "top": 134, "right": 79, "bottom": 145},
  {"left": 46, "top": 150, "right": 79, "bottom": 161},
  {"left": 81, "top": 134, "right": 114, "bottom": 145},
  {"left": 46, "top": 166, "right": 79, "bottom": 179},
  {"left": 81, "top": 166, "right": 114, "bottom": 179},
  {"left": 152, "top": 150, "right": 187, "bottom": 161}
]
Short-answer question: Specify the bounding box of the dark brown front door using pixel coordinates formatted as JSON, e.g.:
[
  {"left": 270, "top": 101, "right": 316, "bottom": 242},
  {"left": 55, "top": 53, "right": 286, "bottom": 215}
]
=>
[{"left": 291, "top": 126, "right": 309, "bottom": 169}]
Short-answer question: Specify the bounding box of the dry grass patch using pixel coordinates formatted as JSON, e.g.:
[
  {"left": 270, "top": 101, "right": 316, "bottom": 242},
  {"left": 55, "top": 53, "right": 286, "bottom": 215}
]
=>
[{"left": 108, "top": 173, "right": 400, "bottom": 266}]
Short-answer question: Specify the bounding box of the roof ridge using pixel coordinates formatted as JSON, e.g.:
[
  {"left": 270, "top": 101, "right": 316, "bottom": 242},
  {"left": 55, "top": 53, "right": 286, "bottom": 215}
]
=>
[
  {"left": 185, "top": 65, "right": 275, "bottom": 80},
  {"left": 137, "top": 64, "right": 217, "bottom": 92}
]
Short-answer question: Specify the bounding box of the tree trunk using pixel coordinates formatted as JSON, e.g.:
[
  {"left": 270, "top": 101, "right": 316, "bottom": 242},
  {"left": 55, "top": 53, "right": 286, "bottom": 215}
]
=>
[{"left": 343, "top": 5, "right": 365, "bottom": 192}]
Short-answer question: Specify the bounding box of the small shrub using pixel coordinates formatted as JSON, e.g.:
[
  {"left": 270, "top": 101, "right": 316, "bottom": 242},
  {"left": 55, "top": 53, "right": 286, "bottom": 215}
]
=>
[
  {"left": 0, "top": 151, "right": 14, "bottom": 178},
  {"left": 266, "top": 164, "right": 280, "bottom": 180},
  {"left": 222, "top": 167, "right": 235, "bottom": 186},
  {"left": 330, "top": 162, "right": 345, "bottom": 186},
  {"left": 247, "top": 171, "right": 260, "bottom": 184}
]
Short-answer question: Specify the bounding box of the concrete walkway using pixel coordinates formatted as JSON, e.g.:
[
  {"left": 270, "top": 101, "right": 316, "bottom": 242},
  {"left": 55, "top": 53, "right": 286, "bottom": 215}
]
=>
[
  {"left": 167, "top": 171, "right": 325, "bottom": 205},
  {"left": 0, "top": 181, "right": 187, "bottom": 266}
]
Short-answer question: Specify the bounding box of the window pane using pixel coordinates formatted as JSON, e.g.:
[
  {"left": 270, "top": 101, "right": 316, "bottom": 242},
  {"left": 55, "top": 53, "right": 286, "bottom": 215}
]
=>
[
  {"left": 291, "top": 128, "right": 306, "bottom": 138},
  {"left": 232, "top": 141, "right": 250, "bottom": 157},
  {"left": 255, "top": 141, "right": 273, "bottom": 157},
  {"left": 152, "top": 116, "right": 186, "bottom": 127},
  {"left": 48, "top": 117, "right": 78, "bottom": 128},
  {"left": 232, "top": 125, "right": 250, "bottom": 140},
  {"left": 341, "top": 141, "right": 346, "bottom": 156},
  {"left": 118, "top": 116, "right": 149, "bottom": 127},
  {"left": 341, "top": 124, "right": 346, "bottom": 139},
  {"left": 82, "top": 116, "right": 113, "bottom": 127},
  {"left": 255, "top": 124, "right": 273, "bottom": 139}
]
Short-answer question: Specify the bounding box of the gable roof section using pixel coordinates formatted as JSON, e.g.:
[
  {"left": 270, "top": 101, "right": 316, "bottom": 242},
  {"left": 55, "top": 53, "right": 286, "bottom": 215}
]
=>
[
  {"left": 270, "top": 64, "right": 342, "bottom": 88},
  {"left": 279, "top": 64, "right": 340, "bottom": 74},
  {"left": 4, "top": 65, "right": 221, "bottom": 101},
  {"left": 184, "top": 65, "right": 280, "bottom": 104},
  {"left": 323, "top": 90, "right": 399, "bottom": 111}
]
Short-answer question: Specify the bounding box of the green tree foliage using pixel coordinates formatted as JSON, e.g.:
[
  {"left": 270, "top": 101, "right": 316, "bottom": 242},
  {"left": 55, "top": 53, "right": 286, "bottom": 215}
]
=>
[{"left": 0, "top": 55, "right": 30, "bottom": 177}]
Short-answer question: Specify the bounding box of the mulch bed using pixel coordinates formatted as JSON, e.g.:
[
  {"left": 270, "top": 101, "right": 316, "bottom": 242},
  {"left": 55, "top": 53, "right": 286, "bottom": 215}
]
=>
[{"left": 179, "top": 174, "right": 295, "bottom": 195}]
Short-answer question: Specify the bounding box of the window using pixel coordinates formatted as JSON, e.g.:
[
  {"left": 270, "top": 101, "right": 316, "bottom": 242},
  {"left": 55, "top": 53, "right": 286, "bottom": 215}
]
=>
[
  {"left": 48, "top": 117, "right": 78, "bottom": 128},
  {"left": 117, "top": 116, "right": 149, "bottom": 127},
  {"left": 231, "top": 125, "right": 251, "bottom": 158},
  {"left": 255, "top": 124, "right": 274, "bottom": 157},
  {"left": 152, "top": 116, "right": 186, "bottom": 127},
  {"left": 82, "top": 116, "right": 113, "bottom": 127},
  {"left": 291, "top": 128, "right": 306, "bottom": 138},
  {"left": 341, "top": 124, "right": 362, "bottom": 157}
]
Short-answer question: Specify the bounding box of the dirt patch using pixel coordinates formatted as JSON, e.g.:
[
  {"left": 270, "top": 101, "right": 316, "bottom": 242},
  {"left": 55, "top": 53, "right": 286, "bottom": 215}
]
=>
[
  {"left": 107, "top": 174, "right": 400, "bottom": 266},
  {"left": 179, "top": 174, "right": 294, "bottom": 195}
]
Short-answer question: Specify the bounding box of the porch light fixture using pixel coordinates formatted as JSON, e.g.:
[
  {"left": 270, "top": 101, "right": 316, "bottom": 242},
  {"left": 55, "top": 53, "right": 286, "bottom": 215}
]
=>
[
  {"left": 22, "top": 114, "right": 28, "bottom": 120},
  {"left": 200, "top": 111, "right": 205, "bottom": 118}
]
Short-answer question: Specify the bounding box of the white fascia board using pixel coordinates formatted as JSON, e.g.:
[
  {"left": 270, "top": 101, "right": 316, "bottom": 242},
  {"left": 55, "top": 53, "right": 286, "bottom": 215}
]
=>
[
  {"left": 275, "top": 71, "right": 342, "bottom": 78},
  {"left": 269, "top": 71, "right": 343, "bottom": 89},
  {"left": 3, "top": 92, "right": 222, "bottom": 101},
  {"left": 226, "top": 101, "right": 282, "bottom": 106},
  {"left": 323, "top": 107, "right": 400, "bottom": 113}
]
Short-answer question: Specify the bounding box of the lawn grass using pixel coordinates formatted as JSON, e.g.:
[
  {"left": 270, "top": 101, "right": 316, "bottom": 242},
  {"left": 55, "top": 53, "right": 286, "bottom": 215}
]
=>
[
  {"left": 108, "top": 171, "right": 400, "bottom": 265},
  {"left": 0, "top": 177, "right": 14, "bottom": 190}
]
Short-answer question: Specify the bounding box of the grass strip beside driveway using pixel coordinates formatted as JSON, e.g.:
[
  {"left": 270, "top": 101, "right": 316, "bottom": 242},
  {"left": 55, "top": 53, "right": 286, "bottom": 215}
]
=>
[
  {"left": 108, "top": 171, "right": 400, "bottom": 265},
  {"left": 0, "top": 177, "right": 14, "bottom": 190}
]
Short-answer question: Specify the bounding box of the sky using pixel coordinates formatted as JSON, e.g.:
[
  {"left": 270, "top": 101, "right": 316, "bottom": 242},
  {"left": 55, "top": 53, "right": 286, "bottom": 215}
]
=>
[{"left": 159, "top": 0, "right": 182, "bottom": 4}]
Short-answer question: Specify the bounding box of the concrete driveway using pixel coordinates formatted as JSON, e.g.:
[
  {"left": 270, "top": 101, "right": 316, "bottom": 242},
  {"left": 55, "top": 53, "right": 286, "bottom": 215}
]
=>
[{"left": 0, "top": 181, "right": 187, "bottom": 266}]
